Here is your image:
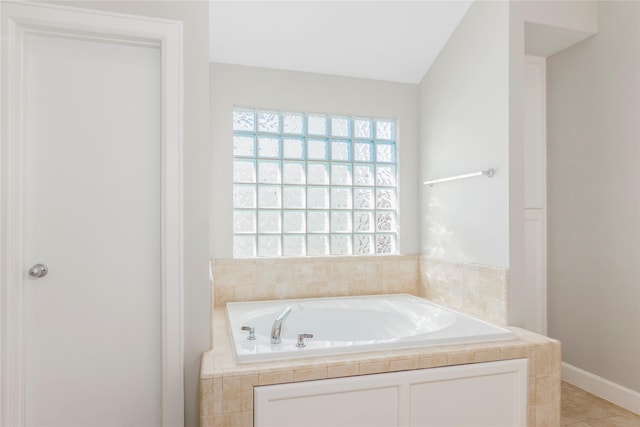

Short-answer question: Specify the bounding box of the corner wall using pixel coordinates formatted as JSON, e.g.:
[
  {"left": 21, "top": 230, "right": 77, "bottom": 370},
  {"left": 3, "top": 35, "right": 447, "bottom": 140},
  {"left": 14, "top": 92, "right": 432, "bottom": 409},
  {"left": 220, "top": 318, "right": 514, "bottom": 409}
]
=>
[
  {"left": 417, "top": 1, "right": 511, "bottom": 322},
  {"left": 418, "top": 0, "right": 510, "bottom": 268},
  {"left": 547, "top": 0, "right": 640, "bottom": 393}
]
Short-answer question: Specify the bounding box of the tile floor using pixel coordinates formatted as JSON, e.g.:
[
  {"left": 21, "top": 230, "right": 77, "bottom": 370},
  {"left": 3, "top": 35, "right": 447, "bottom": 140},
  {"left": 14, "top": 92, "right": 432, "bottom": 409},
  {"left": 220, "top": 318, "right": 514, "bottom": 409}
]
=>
[{"left": 561, "top": 382, "right": 640, "bottom": 426}]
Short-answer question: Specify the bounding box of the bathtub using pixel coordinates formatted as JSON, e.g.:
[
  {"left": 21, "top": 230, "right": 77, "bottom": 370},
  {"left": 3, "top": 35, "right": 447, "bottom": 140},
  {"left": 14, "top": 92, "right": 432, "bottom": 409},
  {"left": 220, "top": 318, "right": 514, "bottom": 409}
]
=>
[{"left": 226, "top": 294, "right": 514, "bottom": 363}]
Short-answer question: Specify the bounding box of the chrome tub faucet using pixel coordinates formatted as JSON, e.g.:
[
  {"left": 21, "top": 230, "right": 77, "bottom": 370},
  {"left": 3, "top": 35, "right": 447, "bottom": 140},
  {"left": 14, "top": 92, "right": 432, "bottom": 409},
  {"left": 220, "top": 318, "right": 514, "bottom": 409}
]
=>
[{"left": 270, "top": 306, "right": 292, "bottom": 344}]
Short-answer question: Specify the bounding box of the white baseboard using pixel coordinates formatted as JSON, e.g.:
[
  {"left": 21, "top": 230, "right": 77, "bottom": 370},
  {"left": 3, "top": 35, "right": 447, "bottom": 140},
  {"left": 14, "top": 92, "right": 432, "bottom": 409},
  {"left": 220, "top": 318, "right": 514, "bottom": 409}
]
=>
[{"left": 562, "top": 362, "right": 640, "bottom": 415}]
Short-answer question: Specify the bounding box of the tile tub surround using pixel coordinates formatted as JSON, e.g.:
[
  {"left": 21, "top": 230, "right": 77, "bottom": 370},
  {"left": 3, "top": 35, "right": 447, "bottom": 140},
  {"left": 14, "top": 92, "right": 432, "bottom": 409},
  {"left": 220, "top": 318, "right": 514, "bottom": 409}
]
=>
[
  {"left": 419, "top": 255, "right": 508, "bottom": 325},
  {"left": 200, "top": 309, "right": 561, "bottom": 427},
  {"left": 211, "top": 255, "right": 420, "bottom": 307}
]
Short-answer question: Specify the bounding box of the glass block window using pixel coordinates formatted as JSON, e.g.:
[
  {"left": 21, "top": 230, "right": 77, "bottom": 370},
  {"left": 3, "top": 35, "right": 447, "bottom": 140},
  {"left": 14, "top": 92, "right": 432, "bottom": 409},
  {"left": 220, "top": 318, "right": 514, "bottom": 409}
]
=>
[{"left": 233, "top": 108, "right": 398, "bottom": 258}]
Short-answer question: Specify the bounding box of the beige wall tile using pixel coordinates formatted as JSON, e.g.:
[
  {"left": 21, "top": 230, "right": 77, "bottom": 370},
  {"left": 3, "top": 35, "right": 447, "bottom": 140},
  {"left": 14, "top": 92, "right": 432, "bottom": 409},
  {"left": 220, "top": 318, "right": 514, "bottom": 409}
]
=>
[
  {"left": 200, "top": 379, "right": 214, "bottom": 416},
  {"left": 419, "top": 353, "right": 448, "bottom": 369},
  {"left": 212, "top": 378, "right": 222, "bottom": 415},
  {"left": 528, "top": 405, "right": 536, "bottom": 426},
  {"left": 200, "top": 415, "right": 215, "bottom": 427},
  {"left": 473, "top": 348, "right": 502, "bottom": 363},
  {"left": 535, "top": 346, "right": 552, "bottom": 377},
  {"left": 418, "top": 255, "right": 508, "bottom": 325},
  {"left": 535, "top": 376, "right": 554, "bottom": 406},
  {"left": 241, "top": 375, "right": 258, "bottom": 412},
  {"left": 327, "top": 361, "right": 360, "bottom": 378},
  {"left": 535, "top": 403, "right": 553, "bottom": 427},
  {"left": 447, "top": 349, "right": 476, "bottom": 365},
  {"left": 501, "top": 344, "right": 529, "bottom": 360},
  {"left": 222, "top": 376, "right": 242, "bottom": 414},
  {"left": 359, "top": 360, "right": 391, "bottom": 375},
  {"left": 220, "top": 411, "right": 253, "bottom": 427},
  {"left": 212, "top": 255, "right": 420, "bottom": 305},
  {"left": 258, "top": 369, "right": 293, "bottom": 386},
  {"left": 293, "top": 366, "right": 328, "bottom": 382},
  {"left": 390, "top": 357, "right": 420, "bottom": 371}
]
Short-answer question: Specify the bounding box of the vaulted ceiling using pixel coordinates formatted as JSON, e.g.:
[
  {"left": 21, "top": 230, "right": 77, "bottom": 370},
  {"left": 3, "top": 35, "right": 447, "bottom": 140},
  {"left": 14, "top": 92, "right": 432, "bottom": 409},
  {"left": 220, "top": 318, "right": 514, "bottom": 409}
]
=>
[{"left": 209, "top": 1, "right": 473, "bottom": 84}]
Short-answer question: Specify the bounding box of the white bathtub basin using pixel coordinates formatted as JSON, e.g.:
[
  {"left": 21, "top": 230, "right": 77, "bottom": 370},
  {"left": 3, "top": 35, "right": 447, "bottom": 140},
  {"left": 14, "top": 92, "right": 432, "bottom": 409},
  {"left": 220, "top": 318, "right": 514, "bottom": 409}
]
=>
[{"left": 226, "top": 294, "right": 514, "bottom": 363}]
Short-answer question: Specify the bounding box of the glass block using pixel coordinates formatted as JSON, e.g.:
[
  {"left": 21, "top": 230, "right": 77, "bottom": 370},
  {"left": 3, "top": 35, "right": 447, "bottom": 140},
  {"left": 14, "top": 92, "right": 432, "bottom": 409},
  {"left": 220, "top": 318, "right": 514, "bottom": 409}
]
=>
[
  {"left": 233, "top": 109, "right": 255, "bottom": 132},
  {"left": 307, "top": 115, "right": 327, "bottom": 136},
  {"left": 258, "top": 211, "right": 281, "bottom": 234},
  {"left": 283, "top": 137, "right": 304, "bottom": 159},
  {"left": 331, "top": 117, "right": 351, "bottom": 137},
  {"left": 331, "top": 188, "right": 352, "bottom": 209},
  {"left": 233, "top": 210, "right": 256, "bottom": 234},
  {"left": 354, "top": 188, "right": 374, "bottom": 209},
  {"left": 283, "top": 112, "right": 304, "bottom": 135},
  {"left": 354, "top": 164, "right": 374, "bottom": 186},
  {"left": 354, "top": 211, "right": 374, "bottom": 232},
  {"left": 307, "top": 139, "right": 328, "bottom": 160},
  {"left": 258, "top": 136, "right": 280, "bottom": 158},
  {"left": 257, "top": 110, "right": 280, "bottom": 133},
  {"left": 283, "top": 162, "right": 306, "bottom": 185},
  {"left": 233, "top": 185, "right": 256, "bottom": 209},
  {"left": 283, "top": 210, "right": 305, "bottom": 233},
  {"left": 307, "top": 211, "right": 329, "bottom": 233},
  {"left": 331, "top": 163, "right": 352, "bottom": 186},
  {"left": 355, "top": 234, "right": 374, "bottom": 255},
  {"left": 307, "top": 187, "right": 329, "bottom": 209},
  {"left": 283, "top": 186, "right": 305, "bottom": 209},
  {"left": 376, "top": 165, "right": 396, "bottom": 186},
  {"left": 331, "top": 235, "right": 352, "bottom": 255},
  {"left": 307, "top": 235, "right": 329, "bottom": 256},
  {"left": 283, "top": 235, "right": 306, "bottom": 256},
  {"left": 258, "top": 160, "right": 281, "bottom": 184},
  {"left": 376, "top": 188, "right": 396, "bottom": 209},
  {"left": 233, "top": 159, "right": 256, "bottom": 183},
  {"left": 331, "top": 140, "right": 351, "bottom": 161},
  {"left": 331, "top": 211, "right": 352, "bottom": 233},
  {"left": 258, "top": 185, "right": 281, "bottom": 209},
  {"left": 376, "top": 143, "right": 396, "bottom": 163},
  {"left": 354, "top": 141, "right": 373, "bottom": 162},
  {"left": 307, "top": 162, "right": 329, "bottom": 185},
  {"left": 258, "top": 235, "right": 281, "bottom": 257},
  {"left": 354, "top": 118, "right": 372, "bottom": 139},
  {"left": 376, "top": 234, "right": 396, "bottom": 254},
  {"left": 376, "top": 212, "right": 396, "bottom": 232},
  {"left": 375, "top": 119, "right": 395, "bottom": 141},
  {"left": 233, "top": 135, "right": 255, "bottom": 157},
  {"left": 233, "top": 235, "right": 256, "bottom": 258}
]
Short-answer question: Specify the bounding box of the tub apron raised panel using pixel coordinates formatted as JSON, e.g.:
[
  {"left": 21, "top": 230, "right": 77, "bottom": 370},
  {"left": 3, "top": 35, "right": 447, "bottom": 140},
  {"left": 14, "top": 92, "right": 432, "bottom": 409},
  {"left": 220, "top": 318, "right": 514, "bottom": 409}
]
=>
[{"left": 254, "top": 358, "right": 528, "bottom": 427}]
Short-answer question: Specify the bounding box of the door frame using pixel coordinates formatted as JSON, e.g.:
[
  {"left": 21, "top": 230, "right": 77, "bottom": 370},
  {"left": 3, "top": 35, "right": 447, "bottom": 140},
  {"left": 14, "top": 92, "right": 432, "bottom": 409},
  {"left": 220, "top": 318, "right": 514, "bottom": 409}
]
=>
[
  {"left": 523, "top": 55, "right": 547, "bottom": 336},
  {"left": 0, "top": 2, "right": 185, "bottom": 426}
]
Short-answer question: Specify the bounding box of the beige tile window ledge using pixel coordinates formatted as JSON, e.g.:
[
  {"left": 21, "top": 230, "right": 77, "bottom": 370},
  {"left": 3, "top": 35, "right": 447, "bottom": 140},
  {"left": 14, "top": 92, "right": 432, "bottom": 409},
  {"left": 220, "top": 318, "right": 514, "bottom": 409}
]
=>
[{"left": 200, "top": 309, "right": 561, "bottom": 427}]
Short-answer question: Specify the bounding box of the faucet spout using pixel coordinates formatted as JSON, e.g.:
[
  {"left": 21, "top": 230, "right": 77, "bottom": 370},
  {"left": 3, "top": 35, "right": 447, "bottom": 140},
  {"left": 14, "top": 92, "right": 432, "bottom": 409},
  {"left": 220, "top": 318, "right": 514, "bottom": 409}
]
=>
[{"left": 270, "top": 306, "right": 292, "bottom": 344}]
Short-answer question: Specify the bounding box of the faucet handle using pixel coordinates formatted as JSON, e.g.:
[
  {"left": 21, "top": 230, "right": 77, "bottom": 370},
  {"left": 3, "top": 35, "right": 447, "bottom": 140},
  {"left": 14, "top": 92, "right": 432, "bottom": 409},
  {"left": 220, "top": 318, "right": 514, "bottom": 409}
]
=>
[
  {"left": 241, "top": 326, "right": 256, "bottom": 340},
  {"left": 296, "top": 333, "right": 314, "bottom": 348}
]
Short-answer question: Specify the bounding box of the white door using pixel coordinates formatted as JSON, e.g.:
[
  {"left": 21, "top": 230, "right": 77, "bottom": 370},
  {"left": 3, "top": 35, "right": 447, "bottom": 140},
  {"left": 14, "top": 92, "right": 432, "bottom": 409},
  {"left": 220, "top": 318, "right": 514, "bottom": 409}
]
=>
[
  {"left": 1, "top": 3, "right": 184, "bottom": 426},
  {"left": 22, "top": 26, "right": 162, "bottom": 427}
]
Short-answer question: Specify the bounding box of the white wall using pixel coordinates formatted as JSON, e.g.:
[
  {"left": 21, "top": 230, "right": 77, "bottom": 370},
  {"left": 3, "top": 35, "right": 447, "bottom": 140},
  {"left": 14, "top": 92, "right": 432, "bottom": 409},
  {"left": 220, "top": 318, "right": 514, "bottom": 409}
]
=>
[
  {"left": 418, "top": 0, "right": 599, "bottom": 332},
  {"left": 50, "top": 2, "right": 211, "bottom": 426},
  {"left": 418, "top": 0, "right": 510, "bottom": 268},
  {"left": 547, "top": 1, "right": 640, "bottom": 392},
  {"left": 210, "top": 63, "right": 420, "bottom": 257},
  {"left": 522, "top": 0, "right": 598, "bottom": 58}
]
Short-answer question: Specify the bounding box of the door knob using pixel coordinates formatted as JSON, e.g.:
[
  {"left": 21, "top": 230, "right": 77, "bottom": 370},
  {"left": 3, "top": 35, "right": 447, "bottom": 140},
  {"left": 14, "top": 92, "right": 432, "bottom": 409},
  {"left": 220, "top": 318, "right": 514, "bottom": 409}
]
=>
[{"left": 28, "top": 263, "right": 48, "bottom": 278}]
